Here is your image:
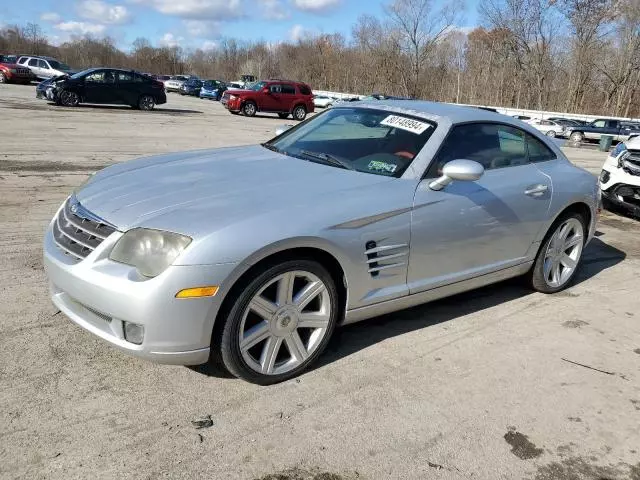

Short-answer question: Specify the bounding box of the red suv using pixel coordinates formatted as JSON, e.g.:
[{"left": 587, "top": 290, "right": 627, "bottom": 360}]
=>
[
  {"left": 221, "top": 80, "right": 314, "bottom": 120},
  {"left": 0, "top": 54, "right": 34, "bottom": 84}
]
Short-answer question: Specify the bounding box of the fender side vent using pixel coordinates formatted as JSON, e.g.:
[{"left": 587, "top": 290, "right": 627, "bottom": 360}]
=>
[
  {"left": 365, "top": 241, "right": 379, "bottom": 277},
  {"left": 364, "top": 241, "right": 408, "bottom": 278}
]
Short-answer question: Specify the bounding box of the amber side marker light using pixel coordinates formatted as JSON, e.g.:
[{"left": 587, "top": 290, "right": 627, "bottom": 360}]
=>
[{"left": 175, "top": 286, "right": 219, "bottom": 298}]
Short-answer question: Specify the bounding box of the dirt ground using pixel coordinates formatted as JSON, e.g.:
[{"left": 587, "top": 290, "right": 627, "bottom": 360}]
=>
[{"left": 1, "top": 84, "right": 639, "bottom": 480}]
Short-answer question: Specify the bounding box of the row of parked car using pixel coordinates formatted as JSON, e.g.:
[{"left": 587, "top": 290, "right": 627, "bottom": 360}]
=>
[{"left": 513, "top": 115, "right": 640, "bottom": 143}]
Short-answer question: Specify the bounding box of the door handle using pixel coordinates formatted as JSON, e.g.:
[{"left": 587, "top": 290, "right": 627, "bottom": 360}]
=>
[{"left": 524, "top": 184, "right": 548, "bottom": 197}]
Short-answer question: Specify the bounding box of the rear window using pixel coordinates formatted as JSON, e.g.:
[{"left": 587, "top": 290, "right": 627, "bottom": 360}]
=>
[{"left": 298, "top": 84, "right": 311, "bottom": 95}]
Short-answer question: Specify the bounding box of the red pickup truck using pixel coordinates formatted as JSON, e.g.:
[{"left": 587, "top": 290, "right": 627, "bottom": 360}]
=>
[{"left": 0, "top": 54, "right": 34, "bottom": 84}]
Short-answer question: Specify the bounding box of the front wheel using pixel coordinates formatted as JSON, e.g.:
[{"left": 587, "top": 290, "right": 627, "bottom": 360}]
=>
[
  {"left": 528, "top": 213, "right": 586, "bottom": 293},
  {"left": 242, "top": 101, "right": 257, "bottom": 117},
  {"left": 138, "top": 95, "right": 155, "bottom": 111},
  {"left": 218, "top": 259, "right": 339, "bottom": 385},
  {"left": 292, "top": 105, "right": 307, "bottom": 121},
  {"left": 546, "top": 130, "right": 556, "bottom": 137},
  {"left": 59, "top": 90, "right": 80, "bottom": 107},
  {"left": 0, "top": 72, "right": 6, "bottom": 83}
]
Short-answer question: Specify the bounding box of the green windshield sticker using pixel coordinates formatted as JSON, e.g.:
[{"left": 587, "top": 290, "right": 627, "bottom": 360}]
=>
[{"left": 368, "top": 160, "right": 397, "bottom": 174}]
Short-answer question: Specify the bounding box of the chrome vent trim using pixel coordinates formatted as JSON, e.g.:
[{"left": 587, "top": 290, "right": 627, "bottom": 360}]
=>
[
  {"left": 365, "top": 242, "right": 408, "bottom": 277},
  {"left": 51, "top": 197, "right": 116, "bottom": 261}
]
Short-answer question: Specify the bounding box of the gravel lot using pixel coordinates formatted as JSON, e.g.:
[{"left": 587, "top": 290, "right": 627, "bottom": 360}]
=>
[{"left": 1, "top": 84, "right": 639, "bottom": 480}]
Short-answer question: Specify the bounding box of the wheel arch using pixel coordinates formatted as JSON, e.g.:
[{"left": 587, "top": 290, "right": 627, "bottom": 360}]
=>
[
  {"left": 539, "top": 201, "right": 593, "bottom": 246},
  {"left": 209, "top": 243, "right": 348, "bottom": 352},
  {"left": 291, "top": 102, "right": 306, "bottom": 113}
]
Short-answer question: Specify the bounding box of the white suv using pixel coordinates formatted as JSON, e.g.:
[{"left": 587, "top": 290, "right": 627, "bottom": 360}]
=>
[{"left": 17, "top": 56, "right": 73, "bottom": 80}]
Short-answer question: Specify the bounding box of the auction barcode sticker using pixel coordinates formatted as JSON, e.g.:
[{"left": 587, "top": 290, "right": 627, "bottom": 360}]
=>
[{"left": 380, "top": 115, "right": 431, "bottom": 135}]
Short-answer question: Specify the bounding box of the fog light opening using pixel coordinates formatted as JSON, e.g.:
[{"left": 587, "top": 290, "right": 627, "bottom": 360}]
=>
[{"left": 123, "top": 322, "right": 144, "bottom": 345}]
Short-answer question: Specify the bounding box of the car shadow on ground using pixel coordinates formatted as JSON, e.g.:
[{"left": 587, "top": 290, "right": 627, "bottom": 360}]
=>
[
  {"left": 191, "top": 236, "right": 625, "bottom": 380},
  {"left": 73, "top": 104, "right": 204, "bottom": 115}
]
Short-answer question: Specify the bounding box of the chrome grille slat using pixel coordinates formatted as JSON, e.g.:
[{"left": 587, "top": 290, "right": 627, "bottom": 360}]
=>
[{"left": 52, "top": 198, "right": 116, "bottom": 261}]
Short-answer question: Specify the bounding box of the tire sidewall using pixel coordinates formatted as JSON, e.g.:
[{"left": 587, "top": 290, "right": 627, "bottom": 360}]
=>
[
  {"left": 219, "top": 259, "right": 339, "bottom": 385},
  {"left": 530, "top": 212, "right": 587, "bottom": 293},
  {"left": 242, "top": 101, "right": 256, "bottom": 117},
  {"left": 570, "top": 132, "right": 583, "bottom": 142},
  {"left": 139, "top": 95, "right": 155, "bottom": 110},
  {"left": 293, "top": 105, "right": 306, "bottom": 121},
  {"left": 61, "top": 90, "right": 79, "bottom": 107},
  {"left": 0, "top": 72, "right": 6, "bottom": 83}
]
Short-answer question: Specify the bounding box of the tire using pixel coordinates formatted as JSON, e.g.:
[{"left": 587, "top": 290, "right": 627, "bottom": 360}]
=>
[
  {"left": 59, "top": 90, "right": 80, "bottom": 107},
  {"left": 528, "top": 212, "right": 586, "bottom": 294},
  {"left": 292, "top": 104, "right": 307, "bottom": 121},
  {"left": 0, "top": 72, "right": 6, "bottom": 83},
  {"left": 138, "top": 95, "right": 155, "bottom": 111},
  {"left": 570, "top": 131, "right": 584, "bottom": 142},
  {"left": 242, "top": 101, "right": 257, "bottom": 117},
  {"left": 278, "top": 113, "right": 289, "bottom": 119},
  {"left": 218, "top": 259, "right": 339, "bottom": 385},
  {"left": 546, "top": 130, "right": 556, "bottom": 137}
]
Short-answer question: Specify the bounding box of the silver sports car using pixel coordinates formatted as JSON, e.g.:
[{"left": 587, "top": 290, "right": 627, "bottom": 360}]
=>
[{"left": 43, "top": 102, "right": 600, "bottom": 384}]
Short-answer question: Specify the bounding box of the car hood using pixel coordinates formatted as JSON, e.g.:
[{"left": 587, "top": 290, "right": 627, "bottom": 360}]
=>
[{"left": 76, "top": 145, "right": 393, "bottom": 237}]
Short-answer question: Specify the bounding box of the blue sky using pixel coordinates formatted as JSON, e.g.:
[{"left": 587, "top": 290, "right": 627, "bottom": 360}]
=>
[{"left": 1, "top": 0, "right": 477, "bottom": 50}]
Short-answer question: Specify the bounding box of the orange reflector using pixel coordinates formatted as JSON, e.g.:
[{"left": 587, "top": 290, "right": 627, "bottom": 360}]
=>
[{"left": 175, "top": 286, "right": 219, "bottom": 299}]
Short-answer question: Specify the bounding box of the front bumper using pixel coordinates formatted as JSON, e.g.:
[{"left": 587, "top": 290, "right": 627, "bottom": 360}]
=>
[
  {"left": 600, "top": 164, "right": 640, "bottom": 216},
  {"left": 200, "top": 90, "right": 218, "bottom": 99},
  {"left": 43, "top": 217, "right": 238, "bottom": 365}
]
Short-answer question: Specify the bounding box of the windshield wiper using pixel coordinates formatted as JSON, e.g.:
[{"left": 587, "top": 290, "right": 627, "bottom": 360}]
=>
[
  {"left": 261, "top": 143, "right": 282, "bottom": 154},
  {"left": 300, "top": 150, "right": 355, "bottom": 171}
]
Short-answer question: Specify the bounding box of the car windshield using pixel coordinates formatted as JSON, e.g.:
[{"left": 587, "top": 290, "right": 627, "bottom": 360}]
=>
[
  {"left": 0, "top": 55, "right": 17, "bottom": 63},
  {"left": 203, "top": 80, "right": 218, "bottom": 88},
  {"left": 249, "top": 81, "right": 266, "bottom": 91},
  {"left": 69, "top": 68, "right": 95, "bottom": 79},
  {"left": 49, "top": 60, "right": 71, "bottom": 71},
  {"left": 264, "top": 107, "right": 436, "bottom": 177}
]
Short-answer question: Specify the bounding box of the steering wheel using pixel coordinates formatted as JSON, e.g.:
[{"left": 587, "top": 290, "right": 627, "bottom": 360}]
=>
[{"left": 394, "top": 151, "right": 415, "bottom": 160}]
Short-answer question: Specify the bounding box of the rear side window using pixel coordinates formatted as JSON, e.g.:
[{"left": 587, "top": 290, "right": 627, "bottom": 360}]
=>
[
  {"left": 526, "top": 134, "right": 556, "bottom": 162},
  {"left": 281, "top": 84, "right": 296, "bottom": 94},
  {"left": 298, "top": 84, "right": 311, "bottom": 95},
  {"left": 429, "top": 123, "right": 528, "bottom": 175}
]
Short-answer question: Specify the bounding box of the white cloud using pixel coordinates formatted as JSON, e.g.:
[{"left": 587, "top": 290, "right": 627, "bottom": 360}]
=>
[
  {"left": 201, "top": 40, "right": 218, "bottom": 50},
  {"left": 159, "top": 32, "right": 184, "bottom": 47},
  {"left": 183, "top": 20, "right": 220, "bottom": 37},
  {"left": 40, "top": 12, "right": 62, "bottom": 23},
  {"left": 132, "top": 0, "right": 244, "bottom": 20},
  {"left": 77, "top": 0, "right": 131, "bottom": 24},
  {"left": 258, "top": 0, "right": 289, "bottom": 20},
  {"left": 292, "top": 0, "right": 340, "bottom": 13},
  {"left": 289, "top": 24, "right": 317, "bottom": 42},
  {"left": 54, "top": 21, "right": 107, "bottom": 35}
]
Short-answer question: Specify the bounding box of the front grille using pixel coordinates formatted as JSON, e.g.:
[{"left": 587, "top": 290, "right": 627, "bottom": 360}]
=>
[
  {"left": 623, "top": 150, "right": 640, "bottom": 176},
  {"left": 17, "top": 68, "right": 30, "bottom": 76},
  {"left": 52, "top": 198, "right": 116, "bottom": 261},
  {"left": 612, "top": 184, "right": 640, "bottom": 207}
]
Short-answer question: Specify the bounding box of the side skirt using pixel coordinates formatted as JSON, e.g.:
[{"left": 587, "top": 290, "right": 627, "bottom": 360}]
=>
[{"left": 341, "top": 262, "right": 533, "bottom": 325}]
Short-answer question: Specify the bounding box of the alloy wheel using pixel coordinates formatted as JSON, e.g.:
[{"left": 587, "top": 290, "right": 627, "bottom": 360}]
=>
[
  {"left": 293, "top": 106, "right": 306, "bottom": 121},
  {"left": 0, "top": 72, "right": 6, "bottom": 83},
  {"left": 243, "top": 102, "right": 256, "bottom": 116},
  {"left": 139, "top": 95, "right": 155, "bottom": 110},
  {"left": 60, "top": 90, "right": 79, "bottom": 107},
  {"left": 546, "top": 130, "right": 556, "bottom": 137},
  {"left": 543, "top": 218, "right": 584, "bottom": 288},
  {"left": 238, "top": 270, "right": 331, "bottom": 376}
]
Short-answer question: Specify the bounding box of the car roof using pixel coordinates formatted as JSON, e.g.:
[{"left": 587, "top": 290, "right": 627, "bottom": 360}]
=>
[{"left": 345, "top": 100, "right": 514, "bottom": 124}]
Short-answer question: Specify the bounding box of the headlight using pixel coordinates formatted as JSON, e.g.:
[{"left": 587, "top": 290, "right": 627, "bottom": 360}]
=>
[
  {"left": 229, "top": 95, "right": 237, "bottom": 101},
  {"left": 109, "top": 228, "right": 192, "bottom": 278}
]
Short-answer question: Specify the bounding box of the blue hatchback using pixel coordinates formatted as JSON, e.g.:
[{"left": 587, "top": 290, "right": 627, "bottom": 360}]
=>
[{"left": 200, "top": 80, "right": 225, "bottom": 100}]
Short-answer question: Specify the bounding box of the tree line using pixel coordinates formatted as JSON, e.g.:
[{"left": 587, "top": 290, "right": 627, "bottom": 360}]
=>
[{"left": 1, "top": 0, "right": 638, "bottom": 117}]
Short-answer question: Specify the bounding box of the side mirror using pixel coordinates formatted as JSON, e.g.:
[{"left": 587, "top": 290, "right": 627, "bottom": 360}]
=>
[
  {"left": 429, "top": 159, "right": 484, "bottom": 191},
  {"left": 275, "top": 124, "right": 293, "bottom": 136}
]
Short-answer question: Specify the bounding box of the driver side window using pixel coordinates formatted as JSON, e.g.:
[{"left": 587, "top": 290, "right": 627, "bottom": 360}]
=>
[
  {"left": 85, "top": 71, "right": 106, "bottom": 83},
  {"left": 427, "top": 123, "right": 528, "bottom": 177}
]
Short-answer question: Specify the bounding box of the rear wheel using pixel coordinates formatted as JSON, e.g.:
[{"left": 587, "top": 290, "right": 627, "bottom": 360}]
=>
[
  {"left": 242, "top": 101, "right": 257, "bottom": 117},
  {"left": 59, "top": 90, "right": 80, "bottom": 107},
  {"left": 570, "top": 131, "right": 584, "bottom": 142},
  {"left": 138, "top": 95, "right": 155, "bottom": 111},
  {"left": 218, "top": 259, "right": 339, "bottom": 385},
  {"left": 528, "top": 213, "right": 586, "bottom": 293},
  {"left": 293, "top": 104, "right": 307, "bottom": 121}
]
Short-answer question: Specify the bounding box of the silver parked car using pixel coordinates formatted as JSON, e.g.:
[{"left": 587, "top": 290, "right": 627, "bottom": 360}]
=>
[{"left": 43, "top": 102, "right": 599, "bottom": 384}]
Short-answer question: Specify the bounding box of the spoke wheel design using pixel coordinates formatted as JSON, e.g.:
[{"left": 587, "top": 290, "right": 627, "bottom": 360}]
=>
[
  {"left": 60, "top": 90, "right": 79, "bottom": 107},
  {"left": 293, "top": 105, "right": 306, "bottom": 121},
  {"left": 243, "top": 102, "right": 256, "bottom": 116},
  {"left": 139, "top": 95, "right": 155, "bottom": 110},
  {"left": 542, "top": 217, "right": 584, "bottom": 288},
  {"left": 546, "top": 130, "right": 556, "bottom": 137},
  {"left": 238, "top": 270, "right": 331, "bottom": 376},
  {"left": 0, "top": 72, "right": 6, "bottom": 83}
]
